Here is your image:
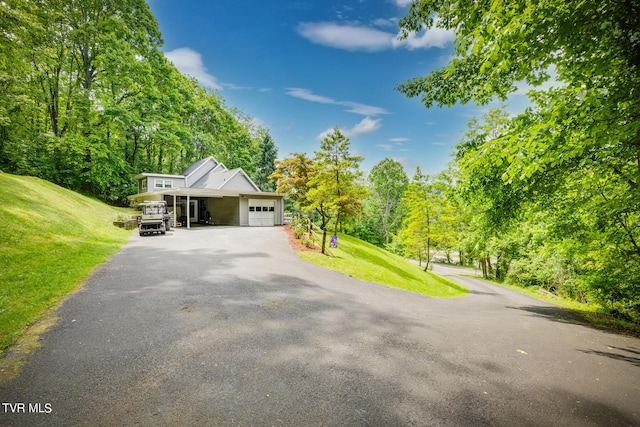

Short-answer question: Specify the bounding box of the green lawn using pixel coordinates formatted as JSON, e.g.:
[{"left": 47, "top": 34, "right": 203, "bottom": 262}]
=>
[
  {"left": 0, "top": 173, "right": 133, "bottom": 354},
  {"left": 298, "top": 233, "right": 467, "bottom": 298}
]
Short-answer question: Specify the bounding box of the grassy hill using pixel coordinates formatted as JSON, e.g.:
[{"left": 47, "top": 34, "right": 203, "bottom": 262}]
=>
[
  {"left": 0, "top": 172, "right": 132, "bottom": 353},
  {"left": 298, "top": 233, "right": 467, "bottom": 298}
]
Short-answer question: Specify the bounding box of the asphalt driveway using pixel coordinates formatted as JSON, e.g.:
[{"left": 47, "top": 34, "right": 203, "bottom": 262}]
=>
[{"left": 1, "top": 227, "right": 638, "bottom": 426}]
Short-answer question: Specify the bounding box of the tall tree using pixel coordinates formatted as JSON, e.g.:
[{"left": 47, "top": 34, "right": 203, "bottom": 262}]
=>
[
  {"left": 254, "top": 131, "right": 277, "bottom": 191},
  {"left": 306, "top": 127, "right": 367, "bottom": 254},
  {"left": 367, "top": 158, "right": 408, "bottom": 245},
  {"left": 401, "top": 167, "right": 446, "bottom": 271}
]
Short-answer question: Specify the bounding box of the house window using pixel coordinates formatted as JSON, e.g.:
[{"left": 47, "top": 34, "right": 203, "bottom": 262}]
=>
[
  {"left": 141, "top": 178, "right": 148, "bottom": 191},
  {"left": 154, "top": 179, "right": 172, "bottom": 189}
]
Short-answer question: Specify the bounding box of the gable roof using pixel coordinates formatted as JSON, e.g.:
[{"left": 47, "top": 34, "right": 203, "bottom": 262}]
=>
[
  {"left": 191, "top": 167, "right": 261, "bottom": 191},
  {"left": 181, "top": 156, "right": 218, "bottom": 177},
  {"left": 134, "top": 157, "right": 264, "bottom": 193}
]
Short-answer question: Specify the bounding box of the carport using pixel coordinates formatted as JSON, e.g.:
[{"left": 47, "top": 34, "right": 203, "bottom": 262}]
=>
[{"left": 129, "top": 188, "right": 284, "bottom": 228}]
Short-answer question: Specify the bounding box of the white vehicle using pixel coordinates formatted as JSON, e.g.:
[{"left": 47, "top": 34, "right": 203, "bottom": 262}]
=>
[{"left": 138, "top": 201, "right": 170, "bottom": 236}]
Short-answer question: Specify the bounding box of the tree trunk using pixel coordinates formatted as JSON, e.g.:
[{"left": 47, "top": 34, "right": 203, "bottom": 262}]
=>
[
  {"left": 423, "top": 238, "right": 431, "bottom": 272},
  {"left": 321, "top": 228, "right": 327, "bottom": 254}
]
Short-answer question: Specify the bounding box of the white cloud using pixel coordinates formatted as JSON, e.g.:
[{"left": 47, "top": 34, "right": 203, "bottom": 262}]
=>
[
  {"left": 393, "top": 26, "right": 455, "bottom": 50},
  {"left": 297, "top": 21, "right": 454, "bottom": 52},
  {"left": 222, "top": 82, "right": 252, "bottom": 91},
  {"left": 377, "top": 140, "right": 410, "bottom": 152},
  {"left": 164, "top": 47, "right": 221, "bottom": 90},
  {"left": 286, "top": 88, "right": 389, "bottom": 116},
  {"left": 393, "top": 0, "right": 413, "bottom": 6},
  {"left": 342, "top": 102, "right": 389, "bottom": 116},
  {"left": 372, "top": 17, "right": 399, "bottom": 28},
  {"left": 286, "top": 87, "right": 336, "bottom": 104},
  {"left": 316, "top": 116, "right": 383, "bottom": 141},
  {"left": 346, "top": 116, "right": 382, "bottom": 137},
  {"left": 297, "top": 22, "right": 393, "bottom": 52}
]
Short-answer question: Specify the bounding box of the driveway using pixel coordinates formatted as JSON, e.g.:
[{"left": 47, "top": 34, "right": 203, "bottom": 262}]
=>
[{"left": 1, "top": 227, "right": 638, "bottom": 426}]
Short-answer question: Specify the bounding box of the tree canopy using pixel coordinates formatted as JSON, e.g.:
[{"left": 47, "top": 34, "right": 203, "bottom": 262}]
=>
[
  {"left": 306, "top": 127, "right": 367, "bottom": 253},
  {"left": 0, "top": 0, "right": 274, "bottom": 203},
  {"left": 398, "top": 0, "right": 640, "bottom": 315},
  {"left": 367, "top": 158, "right": 408, "bottom": 245}
]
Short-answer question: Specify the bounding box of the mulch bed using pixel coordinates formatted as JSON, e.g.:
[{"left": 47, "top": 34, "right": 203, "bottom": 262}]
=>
[{"left": 282, "top": 226, "right": 321, "bottom": 253}]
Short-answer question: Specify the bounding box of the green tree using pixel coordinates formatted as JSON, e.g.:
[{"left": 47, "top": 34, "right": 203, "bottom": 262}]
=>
[
  {"left": 367, "top": 158, "right": 408, "bottom": 245},
  {"left": 401, "top": 167, "right": 435, "bottom": 270},
  {"left": 254, "top": 131, "right": 278, "bottom": 191},
  {"left": 401, "top": 168, "right": 456, "bottom": 271},
  {"left": 306, "top": 127, "right": 367, "bottom": 254},
  {"left": 270, "top": 152, "right": 314, "bottom": 209},
  {"left": 398, "top": 0, "right": 640, "bottom": 315},
  {"left": 0, "top": 0, "right": 267, "bottom": 205}
]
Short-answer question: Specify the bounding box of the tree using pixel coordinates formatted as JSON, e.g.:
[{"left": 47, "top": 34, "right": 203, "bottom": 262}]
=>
[
  {"left": 270, "top": 152, "right": 315, "bottom": 210},
  {"left": 0, "top": 0, "right": 264, "bottom": 204},
  {"left": 254, "top": 131, "right": 277, "bottom": 191},
  {"left": 397, "top": 0, "right": 640, "bottom": 315},
  {"left": 367, "top": 158, "right": 408, "bottom": 245},
  {"left": 306, "top": 127, "right": 367, "bottom": 254},
  {"left": 401, "top": 167, "right": 455, "bottom": 271}
]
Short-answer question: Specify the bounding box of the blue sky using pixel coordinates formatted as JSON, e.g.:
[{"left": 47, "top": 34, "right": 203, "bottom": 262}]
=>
[{"left": 146, "top": 0, "right": 528, "bottom": 176}]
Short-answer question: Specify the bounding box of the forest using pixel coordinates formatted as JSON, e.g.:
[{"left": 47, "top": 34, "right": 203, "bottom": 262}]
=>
[
  {"left": 1, "top": 0, "right": 638, "bottom": 321},
  {"left": 0, "top": 0, "right": 277, "bottom": 205}
]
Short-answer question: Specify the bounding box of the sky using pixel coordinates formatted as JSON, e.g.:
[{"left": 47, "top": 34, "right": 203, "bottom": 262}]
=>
[{"left": 145, "top": 0, "right": 529, "bottom": 176}]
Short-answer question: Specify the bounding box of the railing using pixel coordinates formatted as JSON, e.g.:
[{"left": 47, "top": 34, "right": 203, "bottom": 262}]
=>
[{"left": 290, "top": 215, "right": 334, "bottom": 257}]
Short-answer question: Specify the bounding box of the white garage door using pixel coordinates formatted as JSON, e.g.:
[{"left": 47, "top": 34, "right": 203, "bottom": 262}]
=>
[{"left": 248, "top": 199, "right": 275, "bottom": 226}]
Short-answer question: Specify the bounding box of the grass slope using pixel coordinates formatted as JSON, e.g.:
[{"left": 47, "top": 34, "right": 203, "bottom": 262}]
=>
[
  {"left": 298, "top": 233, "right": 467, "bottom": 298},
  {"left": 0, "top": 173, "right": 132, "bottom": 353}
]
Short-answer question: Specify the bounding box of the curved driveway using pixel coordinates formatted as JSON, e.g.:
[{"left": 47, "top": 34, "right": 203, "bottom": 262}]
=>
[{"left": 1, "top": 227, "right": 639, "bottom": 426}]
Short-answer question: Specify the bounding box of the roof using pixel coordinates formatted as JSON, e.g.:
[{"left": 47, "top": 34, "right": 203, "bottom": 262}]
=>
[
  {"left": 132, "top": 157, "right": 267, "bottom": 195},
  {"left": 133, "top": 172, "right": 184, "bottom": 180},
  {"left": 128, "top": 188, "right": 283, "bottom": 201},
  {"left": 191, "top": 168, "right": 261, "bottom": 191},
  {"left": 181, "top": 157, "right": 215, "bottom": 176}
]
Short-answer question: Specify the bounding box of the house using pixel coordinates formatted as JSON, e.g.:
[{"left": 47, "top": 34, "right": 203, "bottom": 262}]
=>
[{"left": 128, "top": 157, "right": 284, "bottom": 228}]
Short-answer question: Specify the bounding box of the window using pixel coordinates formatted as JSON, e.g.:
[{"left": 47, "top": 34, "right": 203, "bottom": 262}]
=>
[
  {"left": 154, "top": 179, "right": 172, "bottom": 189},
  {"left": 141, "top": 178, "right": 148, "bottom": 191},
  {"left": 255, "top": 207, "right": 262, "bottom": 212},
  {"left": 249, "top": 207, "right": 255, "bottom": 212},
  {"left": 269, "top": 206, "right": 275, "bottom": 212}
]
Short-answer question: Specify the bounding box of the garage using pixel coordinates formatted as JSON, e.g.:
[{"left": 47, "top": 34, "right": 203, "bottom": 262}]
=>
[{"left": 248, "top": 199, "right": 275, "bottom": 226}]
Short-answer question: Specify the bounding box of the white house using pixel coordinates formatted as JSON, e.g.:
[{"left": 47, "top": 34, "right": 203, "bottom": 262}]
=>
[{"left": 128, "top": 157, "right": 284, "bottom": 228}]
